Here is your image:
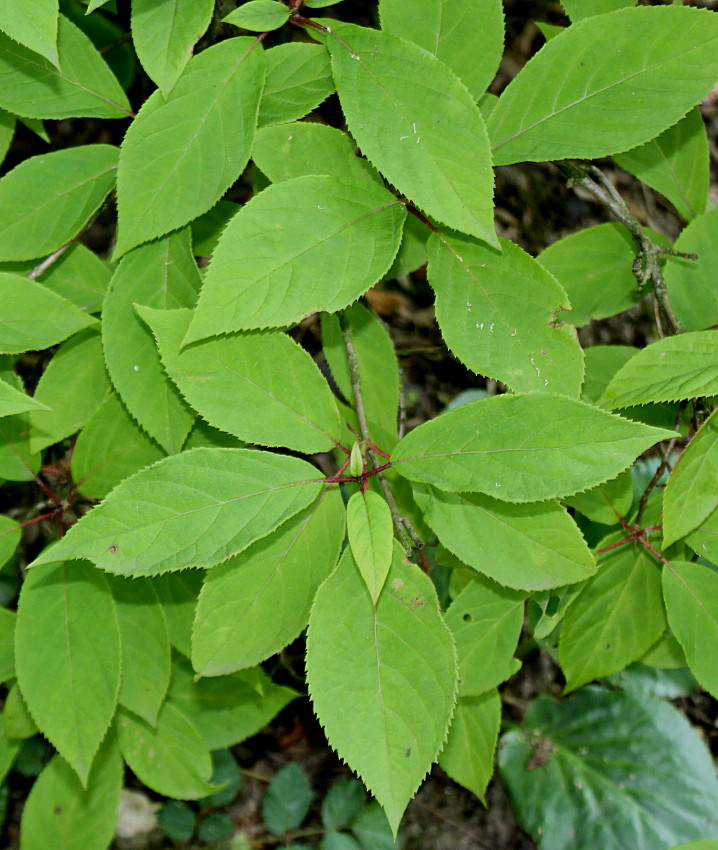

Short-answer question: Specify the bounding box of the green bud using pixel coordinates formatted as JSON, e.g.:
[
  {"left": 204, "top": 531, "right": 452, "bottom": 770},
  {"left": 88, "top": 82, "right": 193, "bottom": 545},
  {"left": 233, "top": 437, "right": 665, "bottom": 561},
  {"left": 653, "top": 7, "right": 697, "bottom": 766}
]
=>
[{"left": 349, "top": 441, "right": 363, "bottom": 477}]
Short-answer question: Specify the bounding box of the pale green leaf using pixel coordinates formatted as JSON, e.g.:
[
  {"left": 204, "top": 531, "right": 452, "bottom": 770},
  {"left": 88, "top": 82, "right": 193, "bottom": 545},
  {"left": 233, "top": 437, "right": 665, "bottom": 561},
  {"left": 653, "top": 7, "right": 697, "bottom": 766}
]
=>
[
  {"left": 0, "top": 377, "right": 49, "bottom": 417},
  {"left": 671, "top": 842, "right": 718, "bottom": 850},
  {"left": 168, "top": 656, "right": 297, "bottom": 749},
  {"left": 347, "top": 490, "right": 394, "bottom": 605},
  {"left": 115, "top": 36, "right": 266, "bottom": 257},
  {"left": 35, "top": 242, "right": 111, "bottom": 314},
  {"left": 663, "top": 560, "right": 718, "bottom": 700},
  {"left": 640, "top": 633, "right": 686, "bottom": 670},
  {"left": 19, "top": 735, "right": 123, "bottom": 850},
  {"left": 0, "top": 607, "right": 14, "bottom": 683},
  {"left": 560, "top": 539, "right": 666, "bottom": 691},
  {"left": 109, "top": 576, "right": 171, "bottom": 726},
  {"left": 187, "top": 175, "right": 406, "bottom": 339},
  {"left": 663, "top": 409, "right": 718, "bottom": 546},
  {"left": 0, "top": 15, "right": 131, "bottom": 118},
  {"left": 581, "top": 345, "right": 638, "bottom": 404},
  {"left": 0, "top": 108, "right": 13, "bottom": 164},
  {"left": 131, "top": 0, "right": 214, "bottom": 97},
  {"left": 29, "top": 328, "right": 109, "bottom": 453},
  {"left": 5, "top": 682, "right": 39, "bottom": 739},
  {"left": 306, "top": 545, "right": 457, "bottom": 834},
  {"left": 190, "top": 200, "right": 239, "bottom": 257},
  {"left": 564, "top": 469, "right": 633, "bottom": 525},
  {"left": 138, "top": 306, "right": 341, "bottom": 453},
  {"left": 0, "top": 515, "right": 20, "bottom": 569},
  {"left": 71, "top": 390, "right": 165, "bottom": 500},
  {"left": 328, "top": 24, "right": 496, "bottom": 246},
  {"left": 535, "top": 21, "right": 564, "bottom": 42},
  {"left": 414, "top": 484, "right": 595, "bottom": 590},
  {"left": 224, "top": 1, "right": 290, "bottom": 33},
  {"left": 258, "top": 43, "right": 333, "bottom": 126},
  {"left": 116, "top": 703, "right": 216, "bottom": 799},
  {"left": 392, "top": 393, "right": 672, "bottom": 502},
  {"left": 487, "top": 6, "right": 718, "bottom": 165},
  {"left": 15, "top": 561, "right": 121, "bottom": 784},
  {"left": 0, "top": 357, "right": 40, "bottom": 481},
  {"left": 438, "top": 690, "right": 500, "bottom": 804},
  {"left": 19, "top": 116, "right": 49, "bottom": 142},
  {"left": 386, "top": 214, "right": 429, "bottom": 279},
  {"left": 380, "top": 0, "right": 504, "bottom": 99},
  {"left": 445, "top": 575, "right": 524, "bottom": 696},
  {"left": 152, "top": 570, "right": 204, "bottom": 658},
  {"left": 665, "top": 208, "right": 718, "bottom": 331},
  {"left": 32, "top": 448, "right": 323, "bottom": 576},
  {"left": 86, "top": 0, "right": 112, "bottom": 11},
  {"left": 599, "top": 331, "right": 718, "bottom": 408},
  {"left": 0, "top": 144, "right": 118, "bottom": 261},
  {"left": 0, "top": 0, "right": 59, "bottom": 66},
  {"left": 614, "top": 109, "right": 709, "bottom": 222},
  {"left": 561, "top": 0, "right": 635, "bottom": 21},
  {"left": 537, "top": 223, "right": 638, "bottom": 327},
  {"left": 103, "top": 232, "right": 199, "bottom": 454},
  {"left": 429, "top": 232, "right": 583, "bottom": 396},
  {"left": 193, "top": 488, "right": 345, "bottom": 676}
]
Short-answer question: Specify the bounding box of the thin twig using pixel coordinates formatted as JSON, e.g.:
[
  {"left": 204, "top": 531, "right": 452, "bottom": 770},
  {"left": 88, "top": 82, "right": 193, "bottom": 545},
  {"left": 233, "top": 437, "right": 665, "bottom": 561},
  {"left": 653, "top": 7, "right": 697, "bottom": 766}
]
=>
[
  {"left": 27, "top": 240, "right": 74, "bottom": 280},
  {"left": 636, "top": 437, "right": 677, "bottom": 525}
]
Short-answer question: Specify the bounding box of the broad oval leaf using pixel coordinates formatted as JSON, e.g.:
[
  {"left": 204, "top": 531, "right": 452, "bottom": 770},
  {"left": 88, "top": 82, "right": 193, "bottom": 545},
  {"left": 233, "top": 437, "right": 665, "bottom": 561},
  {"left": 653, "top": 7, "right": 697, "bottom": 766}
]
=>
[
  {"left": 186, "top": 175, "right": 406, "bottom": 339},
  {"left": 0, "top": 0, "right": 59, "bottom": 67},
  {"left": 224, "top": 1, "right": 290, "bottom": 32},
  {"left": 31, "top": 447, "right": 323, "bottom": 576},
  {"left": 115, "top": 36, "right": 266, "bottom": 257},
  {"left": 306, "top": 545, "right": 457, "bottom": 834},
  {"left": 0, "top": 15, "right": 131, "bottom": 119},
  {"left": 15, "top": 561, "right": 121, "bottom": 784},
  {"left": 193, "top": 488, "right": 345, "bottom": 676},
  {"left": 499, "top": 687, "right": 718, "bottom": 850},
  {"left": 138, "top": 306, "right": 342, "bottom": 453},
  {"left": 487, "top": 6, "right": 718, "bottom": 165},
  {"left": 347, "top": 490, "right": 394, "bottom": 604},
  {"left": 262, "top": 762, "right": 313, "bottom": 835},
  {"left": 665, "top": 208, "right": 718, "bottom": 331},
  {"left": 428, "top": 232, "right": 583, "bottom": 396},
  {"left": 328, "top": 24, "right": 497, "bottom": 246},
  {"left": 392, "top": 393, "right": 672, "bottom": 502},
  {"left": 258, "top": 42, "right": 333, "bottom": 127}
]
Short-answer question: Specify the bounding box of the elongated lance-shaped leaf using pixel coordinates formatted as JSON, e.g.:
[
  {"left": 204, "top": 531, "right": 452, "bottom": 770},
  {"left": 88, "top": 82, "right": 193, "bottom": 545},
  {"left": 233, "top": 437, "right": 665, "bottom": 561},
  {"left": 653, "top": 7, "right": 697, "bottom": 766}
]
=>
[
  {"left": 392, "top": 393, "right": 673, "bottom": 502},
  {"left": 347, "top": 490, "right": 394, "bottom": 604},
  {"left": 0, "top": 377, "right": 49, "bottom": 417},
  {"left": 114, "top": 36, "right": 266, "bottom": 258},
  {"left": 665, "top": 208, "right": 718, "bottom": 332},
  {"left": 138, "top": 306, "right": 342, "bottom": 454},
  {"left": 307, "top": 544, "right": 457, "bottom": 835},
  {"left": 193, "top": 488, "right": 345, "bottom": 676},
  {"left": 428, "top": 232, "right": 583, "bottom": 396},
  {"left": 258, "top": 42, "right": 334, "bottom": 127},
  {"left": 327, "top": 24, "right": 497, "bottom": 246},
  {"left": 380, "top": 0, "right": 504, "bottom": 100},
  {"left": 487, "top": 6, "right": 718, "bottom": 165},
  {"left": 0, "top": 15, "right": 131, "bottom": 119},
  {"left": 0, "top": 0, "right": 59, "bottom": 67},
  {"left": 186, "top": 175, "right": 405, "bottom": 339},
  {"left": 131, "top": 0, "right": 214, "bottom": 97},
  {"left": 0, "top": 356, "right": 40, "bottom": 482},
  {"left": 599, "top": 331, "right": 718, "bottom": 409},
  {"left": 30, "top": 448, "right": 323, "bottom": 576},
  {"left": 102, "top": 232, "right": 199, "bottom": 454},
  {"left": 15, "top": 561, "right": 121, "bottom": 785},
  {"left": 0, "top": 144, "right": 118, "bottom": 262}
]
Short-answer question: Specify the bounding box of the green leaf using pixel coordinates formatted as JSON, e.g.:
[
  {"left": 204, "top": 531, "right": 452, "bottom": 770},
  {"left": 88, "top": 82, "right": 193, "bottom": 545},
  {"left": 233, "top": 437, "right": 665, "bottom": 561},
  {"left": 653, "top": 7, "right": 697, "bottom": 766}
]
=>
[
  {"left": 263, "top": 762, "right": 312, "bottom": 835},
  {"left": 438, "top": 690, "right": 500, "bottom": 804},
  {"left": 32, "top": 447, "right": 323, "bottom": 576},
  {"left": 599, "top": 331, "right": 718, "bottom": 409},
  {"left": 193, "top": 488, "right": 345, "bottom": 676},
  {"left": 116, "top": 703, "right": 216, "bottom": 799},
  {"left": 487, "top": 6, "right": 718, "bottom": 165},
  {"left": 614, "top": 109, "right": 708, "bottom": 222},
  {"left": 350, "top": 803, "right": 399, "bottom": 850},
  {"left": 0, "top": 0, "right": 59, "bottom": 66},
  {"left": 321, "top": 779, "right": 366, "bottom": 830},
  {"left": 663, "top": 560, "right": 718, "bottom": 700},
  {"left": 0, "top": 377, "right": 49, "bottom": 417},
  {"left": 665, "top": 208, "right": 718, "bottom": 331},
  {"left": 34, "top": 242, "right": 111, "bottom": 314},
  {"left": 0, "top": 14, "right": 131, "bottom": 119},
  {"left": 114, "top": 36, "right": 266, "bottom": 257},
  {"left": 71, "top": 390, "right": 165, "bottom": 500},
  {"left": 0, "top": 724, "right": 20, "bottom": 786},
  {"left": 187, "top": 175, "right": 406, "bottom": 338},
  {"left": 560, "top": 538, "right": 666, "bottom": 691},
  {"left": 167, "top": 657, "right": 297, "bottom": 749},
  {"left": 225, "top": 1, "right": 290, "bottom": 33},
  {"left": 347, "top": 491, "right": 394, "bottom": 604},
  {"left": 328, "top": 24, "right": 497, "bottom": 246},
  {"left": 138, "top": 306, "right": 341, "bottom": 454},
  {"left": 428, "top": 232, "right": 583, "bottom": 396},
  {"left": 258, "top": 43, "right": 333, "bottom": 127},
  {"left": 15, "top": 561, "right": 121, "bottom": 784},
  {"left": 392, "top": 393, "right": 672, "bottom": 502},
  {"left": 445, "top": 575, "right": 524, "bottom": 696},
  {"left": 0, "top": 357, "right": 40, "bottom": 482},
  {"left": 581, "top": 345, "right": 638, "bottom": 404},
  {"left": 561, "top": 0, "right": 635, "bottom": 21},
  {"left": 19, "top": 735, "right": 123, "bottom": 850},
  {"left": 5, "top": 682, "right": 39, "bottom": 740},
  {"left": 564, "top": 469, "right": 633, "bottom": 526},
  {"left": 29, "top": 328, "right": 109, "bottom": 453},
  {"left": 684, "top": 506, "right": 718, "bottom": 562},
  {"left": 671, "top": 843, "right": 718, "bottom": 850},
  {"left": 109, "top": 576, "right": 171, "bottom": 726},
  {"left": 380, "top": 0, "right": 504, "bottom": 99},
  {"left": 0, "top": 108, "right": 13, "bottom": 164},
  {"left": 200, "top": 749, "right": 243, "bottom": 808},
  {"left": 537, "top": 223, "right": 639, "bottom": 327},
  {"left": 152, "top": 570, "right": 205, "bottom": 658},
  {"left": 0, "top": 607, "right": 14, "bottom": 683},
  {"left": 131, "top": 0, "right": 214, "bottom": 97},
  {"left": 198, "top": 812, "right": 234, "bottom": 844},
  {"left": 157, "top": 800, "right": 196, "bottom": 842},
  {"left": 102, "top": 232, "right": 199, "bottom": 454},
  {"left": 321, "top": 832, "right": 362, "bottom": 850},
  {"left": 641, "top": 633, "right": 686, "bottom": 670},
  {"left": 190, "top": 200, "right": 239, "bottom": 257},
  {"left": 607, "top": 662, "right": 697, "bottom": 701},
  {"left": 306, "top": 545, "right": 457, "bottom": 834},
  {"left": 0, "top": 515, "right": 20, "bottom": 570},
  {"left": 499, "top": 687, "right": 718, "bottom": 850}
]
